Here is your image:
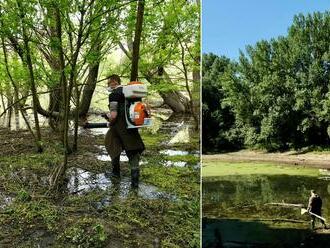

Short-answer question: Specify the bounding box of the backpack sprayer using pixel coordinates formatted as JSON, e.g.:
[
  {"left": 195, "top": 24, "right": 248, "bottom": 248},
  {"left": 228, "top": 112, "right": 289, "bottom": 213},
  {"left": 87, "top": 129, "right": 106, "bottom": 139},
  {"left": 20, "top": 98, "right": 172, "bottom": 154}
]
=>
[
  {"left": 83, "top": 81, "right": 152, "bottom": 129},
  {"left": 123, "top": 81, "right": 152, "bottom": 128}
]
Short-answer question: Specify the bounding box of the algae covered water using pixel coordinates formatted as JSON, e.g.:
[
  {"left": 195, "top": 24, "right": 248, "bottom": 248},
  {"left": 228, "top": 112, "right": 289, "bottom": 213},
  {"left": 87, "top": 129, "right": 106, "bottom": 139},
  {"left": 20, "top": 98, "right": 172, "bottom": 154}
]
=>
[{"left": 202, "top": 163, "right": 330, "bottom": 248}]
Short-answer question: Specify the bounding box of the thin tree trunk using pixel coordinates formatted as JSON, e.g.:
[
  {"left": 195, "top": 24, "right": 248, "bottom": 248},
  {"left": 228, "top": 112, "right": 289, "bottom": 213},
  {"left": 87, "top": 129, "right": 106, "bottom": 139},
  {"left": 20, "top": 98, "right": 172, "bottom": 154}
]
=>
[
  {"left": 130, "top": 0, "right": 145, "bottom": 81},
  {"left": 179, "top": 41, "right": 199, "bottom": 129},
  {"left": 17, "top": 0, "right": 43, "bottom": 152},
  {"left": 78, "top": 62, "right": 100, "bottom": 117},
  {"left": 72, "top": 81, "right": 80, "bottom": 152},
  {"left": 1, "top": 36, "right": 39, "bottom": 148},
  {"left": 14, "top": 91, "right": 20, "bottom": 130},
  {"left": 49, "top": 5, "right": 68, "bottom": 192},
  {"left": 69, "top": 3, "right": 87, "bottom": 151},
  {"left": 6, "top": 96, "right": 12, "bottom": 129},
  {"left": 0, "top": 94, "right": 6, "bottom": 126}
]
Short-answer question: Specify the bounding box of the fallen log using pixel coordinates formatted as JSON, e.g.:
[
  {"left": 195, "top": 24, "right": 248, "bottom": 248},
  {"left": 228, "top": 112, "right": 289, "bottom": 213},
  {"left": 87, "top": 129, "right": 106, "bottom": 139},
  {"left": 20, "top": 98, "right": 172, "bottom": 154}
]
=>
[{"left": 265, "top": 202, "right": 303, "bottom": 208}]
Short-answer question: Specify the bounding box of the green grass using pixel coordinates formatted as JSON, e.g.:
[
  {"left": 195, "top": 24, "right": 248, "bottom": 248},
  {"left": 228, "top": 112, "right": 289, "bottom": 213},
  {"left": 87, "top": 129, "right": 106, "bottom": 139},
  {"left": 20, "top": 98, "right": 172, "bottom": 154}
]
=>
[{"left": 202, "top": 161, "right": 320, "bottom": 177}]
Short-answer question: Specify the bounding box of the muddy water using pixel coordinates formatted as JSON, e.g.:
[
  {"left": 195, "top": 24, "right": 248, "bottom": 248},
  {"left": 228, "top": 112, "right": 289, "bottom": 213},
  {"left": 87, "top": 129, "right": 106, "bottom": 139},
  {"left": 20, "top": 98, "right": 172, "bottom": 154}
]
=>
[
  {"left": 94, "top": 145, "right": 129, "bottom": 162},
  {"left": 203, "top": 172, "right": 330, "bottom": 248},
  {"left": 0, "top": 193, "right": 13, "bottom": 210},
  {"left": 88, "top": 112, "right": 199, "bottom": 168},
  {"left": 67, "top": 168, "right": 175, "bottom": 202}
]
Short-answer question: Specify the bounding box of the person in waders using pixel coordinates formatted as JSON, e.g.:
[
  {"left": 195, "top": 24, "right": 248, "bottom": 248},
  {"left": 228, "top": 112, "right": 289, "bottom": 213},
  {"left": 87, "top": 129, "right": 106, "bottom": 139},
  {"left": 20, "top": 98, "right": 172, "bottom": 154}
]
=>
[
  {"left": 104, "top": 74, "right": 145, "bottom": 188},
  {"left": 307, "top": 190, "right": 327, "bottom": 229}
]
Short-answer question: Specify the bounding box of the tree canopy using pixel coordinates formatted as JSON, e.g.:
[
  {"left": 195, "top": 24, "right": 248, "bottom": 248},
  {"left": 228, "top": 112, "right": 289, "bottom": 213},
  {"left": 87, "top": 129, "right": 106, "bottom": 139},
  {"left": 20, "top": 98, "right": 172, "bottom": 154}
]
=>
[{"left": 203, "top": 11, "right": 330, "bottom": 152}]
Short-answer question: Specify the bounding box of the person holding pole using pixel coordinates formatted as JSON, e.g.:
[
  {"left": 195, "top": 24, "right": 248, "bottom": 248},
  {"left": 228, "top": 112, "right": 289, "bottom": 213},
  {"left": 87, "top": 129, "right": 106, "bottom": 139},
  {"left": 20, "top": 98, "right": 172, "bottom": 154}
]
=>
[{"left": 307, "top": 190, "right": 327, "bottom": 229}]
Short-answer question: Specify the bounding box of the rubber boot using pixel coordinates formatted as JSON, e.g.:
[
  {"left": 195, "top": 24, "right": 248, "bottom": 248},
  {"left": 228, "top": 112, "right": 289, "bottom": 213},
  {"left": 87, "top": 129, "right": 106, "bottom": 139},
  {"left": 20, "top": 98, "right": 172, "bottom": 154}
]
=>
[
  {"left": 311, "top": 220, "right": 315, "bottom": 230},
  {"left": 127, "top": 151, "right": 140, "bottom": 188},
  {"left": 106, "top": 156, "right": 120, "bottom": 178},
  {"left": 112, "top": 163, "right": 120, "bottom": 178},
  {"left": 131, "top": 169, "right": 140, "bottom": 188}
]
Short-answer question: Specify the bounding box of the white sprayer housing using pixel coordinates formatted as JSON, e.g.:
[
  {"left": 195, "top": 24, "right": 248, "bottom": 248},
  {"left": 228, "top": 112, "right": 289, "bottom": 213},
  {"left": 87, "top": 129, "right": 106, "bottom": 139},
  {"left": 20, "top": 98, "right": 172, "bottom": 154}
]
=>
[{"left": 122, "top": 84, "right": 147, "bottom": 98}]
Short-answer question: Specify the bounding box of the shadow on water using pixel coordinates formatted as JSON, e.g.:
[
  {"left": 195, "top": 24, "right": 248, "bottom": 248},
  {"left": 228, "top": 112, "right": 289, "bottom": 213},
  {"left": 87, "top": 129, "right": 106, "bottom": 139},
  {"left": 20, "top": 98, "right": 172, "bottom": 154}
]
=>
[
  {"left": 202, "top": 218, "right": 323, "bottom": 248},
  {"left": 66, "top": 168, "right": 175, "bottom": 202},
  {"left": 203, "top": 174, "right": 330, "bottom": 247}
]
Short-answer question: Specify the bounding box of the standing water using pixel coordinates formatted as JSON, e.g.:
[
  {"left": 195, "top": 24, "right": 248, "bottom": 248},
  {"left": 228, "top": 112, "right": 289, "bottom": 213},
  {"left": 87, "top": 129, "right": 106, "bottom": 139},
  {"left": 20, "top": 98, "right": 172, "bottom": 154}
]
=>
[{"left": 203, "top": 168, "right": 330, "bottom": 248}]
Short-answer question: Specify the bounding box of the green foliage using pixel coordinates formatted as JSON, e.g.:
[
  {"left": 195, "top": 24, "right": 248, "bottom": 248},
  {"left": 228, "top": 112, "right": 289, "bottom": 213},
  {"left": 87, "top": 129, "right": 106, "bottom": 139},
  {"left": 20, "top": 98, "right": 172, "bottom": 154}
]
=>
[
  {"left": 205, "top": 11, "right": 330, "bottom": 152},
  {"left": 62, "top": 220, "right": 107, "bottom": 247},
  {"left": 123, "top": 0, "right": 200, "bottom": 98},
  {"left": 16, "top": 189, "right": 32, "bottom": 202},
  {"left": 202, "top": 53, "right": 243, "bottom": 152},
  {"left": 6, "top": 199, "right": 61, "bottom": 232}
]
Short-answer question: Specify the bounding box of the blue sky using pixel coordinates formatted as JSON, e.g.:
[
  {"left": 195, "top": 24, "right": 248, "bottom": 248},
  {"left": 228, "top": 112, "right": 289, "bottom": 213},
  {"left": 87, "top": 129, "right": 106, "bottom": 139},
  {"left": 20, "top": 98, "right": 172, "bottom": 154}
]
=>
[{"left": 202, "top": 0, "right": 330, "bottom": 60}]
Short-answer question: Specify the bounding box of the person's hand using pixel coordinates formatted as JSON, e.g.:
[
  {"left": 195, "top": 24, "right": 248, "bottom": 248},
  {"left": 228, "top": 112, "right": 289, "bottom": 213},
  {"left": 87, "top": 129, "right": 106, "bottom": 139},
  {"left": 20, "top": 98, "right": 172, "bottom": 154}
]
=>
[
  {"left": 82, "top": 121, "right": 89, "bottom": 128},
  {"left": 80, "top": 116, "right": 89, "bottom": 128}
]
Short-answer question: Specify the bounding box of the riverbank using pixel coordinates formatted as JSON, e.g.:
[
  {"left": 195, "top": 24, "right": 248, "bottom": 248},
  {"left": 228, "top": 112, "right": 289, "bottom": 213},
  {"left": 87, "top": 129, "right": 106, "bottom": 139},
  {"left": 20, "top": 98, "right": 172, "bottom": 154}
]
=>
[{"left": 203, "top": 149, "right": 330, "bottom": 168}]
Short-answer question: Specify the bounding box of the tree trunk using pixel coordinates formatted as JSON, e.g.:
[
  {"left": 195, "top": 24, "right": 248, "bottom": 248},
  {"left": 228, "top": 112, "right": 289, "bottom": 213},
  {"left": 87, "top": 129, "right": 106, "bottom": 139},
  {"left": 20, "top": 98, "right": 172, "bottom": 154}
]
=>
[
  {"left": 6, "top": 96, "right": 12, "bottom": 129},
  {"left": 49, "top": 5, "right": 69, "bottom": 193},
  {"left": 192, "top": 69, "right": 200, "bottom": 107},
  {"left": 79, "top": 61, "right": 100, "bottom": 117},
  {"left": 1, "top": 36, "right": 40, "bottom": 150},
  {"left": 0, "top": 94, "right": 6, "bottom": 126},
  {"left": 17, "top": 0, "right": 43, "bottom": 152},
  {"left": 48, "top": 88, "right": 62, "bottom": 130},
  {"left": 130, "top": 0, "right": 145, "bottom": 81},
  {"left": 179, "top": 41, "right": 199, "bottom": 129},
  {"left": 159, "top": 91, "right": 189, "bottom": 112},
  {"left": 14, "top": 91, "right": 20, "bottom": 129}
]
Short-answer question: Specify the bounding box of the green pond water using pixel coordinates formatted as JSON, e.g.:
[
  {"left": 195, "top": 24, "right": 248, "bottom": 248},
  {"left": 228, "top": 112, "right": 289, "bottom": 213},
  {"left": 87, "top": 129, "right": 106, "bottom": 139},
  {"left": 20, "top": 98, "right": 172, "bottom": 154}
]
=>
[{"left": 203, "top": 167, "right": 330, "bottom": 248}]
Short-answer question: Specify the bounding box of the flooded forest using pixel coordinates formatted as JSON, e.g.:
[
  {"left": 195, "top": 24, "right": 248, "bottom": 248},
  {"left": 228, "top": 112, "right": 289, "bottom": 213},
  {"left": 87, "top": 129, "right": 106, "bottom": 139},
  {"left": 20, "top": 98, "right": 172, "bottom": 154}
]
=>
[{"left": 0, "top": 0, "right": 200, "bottom": 247}]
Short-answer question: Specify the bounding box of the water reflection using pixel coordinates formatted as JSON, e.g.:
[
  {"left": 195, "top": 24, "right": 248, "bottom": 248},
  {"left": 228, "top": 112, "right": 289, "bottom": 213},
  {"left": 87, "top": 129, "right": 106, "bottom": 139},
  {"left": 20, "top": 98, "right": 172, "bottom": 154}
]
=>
[
  {"left": 67, "top": 168, "right": 175, "bottom": 202},
  {"left": 203, "top": 174, "right": 330, "bottom": 247},
  {"left": 160, "top": 149, "right": 189, "bottom": 156},
  {"left": 0, "top": 192, "right": 13, "bottom": 209}
]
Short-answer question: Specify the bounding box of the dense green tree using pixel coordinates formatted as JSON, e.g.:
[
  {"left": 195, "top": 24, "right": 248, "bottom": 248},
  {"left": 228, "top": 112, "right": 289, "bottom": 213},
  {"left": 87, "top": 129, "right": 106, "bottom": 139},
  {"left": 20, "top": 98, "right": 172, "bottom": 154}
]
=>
[
  {"left": 204, "top": 11, "right": 330, "bottom": 152},
  {"left": 202, "top": 53, "right": 242, "bottom": 152}
]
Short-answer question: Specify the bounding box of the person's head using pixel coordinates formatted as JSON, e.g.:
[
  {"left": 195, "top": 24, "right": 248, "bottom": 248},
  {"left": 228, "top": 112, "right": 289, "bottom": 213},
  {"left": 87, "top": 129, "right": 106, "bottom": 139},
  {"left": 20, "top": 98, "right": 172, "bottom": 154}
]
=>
[
  {"left": 311, "top": 190, "right": 317, "bottom": 196},
  {"left": 107, "top": 74, "right": 121, "bottom": 90}
]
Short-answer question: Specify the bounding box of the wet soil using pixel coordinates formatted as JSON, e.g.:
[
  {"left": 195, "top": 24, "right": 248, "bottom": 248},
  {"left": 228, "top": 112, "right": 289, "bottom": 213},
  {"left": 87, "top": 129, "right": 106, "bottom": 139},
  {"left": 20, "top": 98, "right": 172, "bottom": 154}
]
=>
[{"left": 0, "top": 112, "right": 200, "bottom": 247}]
